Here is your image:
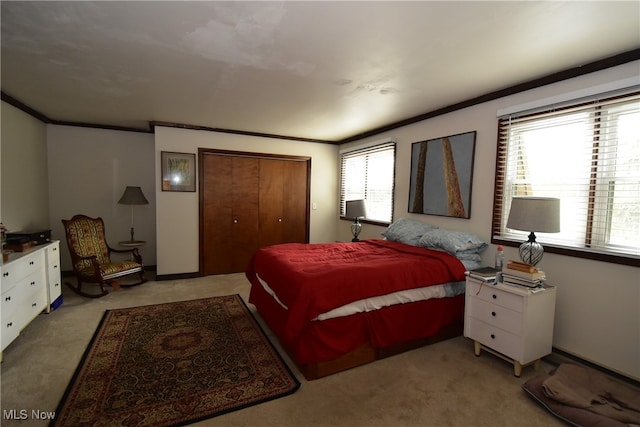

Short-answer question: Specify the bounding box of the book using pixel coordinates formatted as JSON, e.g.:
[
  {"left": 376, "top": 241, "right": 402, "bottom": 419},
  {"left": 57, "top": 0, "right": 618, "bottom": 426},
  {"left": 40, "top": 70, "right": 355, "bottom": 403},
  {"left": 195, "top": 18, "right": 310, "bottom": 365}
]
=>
[
  {"left": 506, "top": 260, "right": 537, "bottom": 273},
  {"left": 501, "top": 273, "right": 543, "bottom": 288},
  {"left": 467, "top": 267, "right": 500, "bottom": 283},
  {"left": 469, "top": 267, "right": 501, "bottom": 277},
  {"left": 502, "top": 266, "right": 546, "bottom": 281}
]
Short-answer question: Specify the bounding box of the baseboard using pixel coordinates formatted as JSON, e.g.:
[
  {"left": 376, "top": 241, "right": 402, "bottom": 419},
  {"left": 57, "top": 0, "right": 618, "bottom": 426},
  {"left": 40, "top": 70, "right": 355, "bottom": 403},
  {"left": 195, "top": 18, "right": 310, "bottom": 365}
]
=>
[
  {"left": 155, "top": 272, "right": 201, "bottom": 281},
  {"left": 545, "top": 347, "right": 639, "bottom": 387}
]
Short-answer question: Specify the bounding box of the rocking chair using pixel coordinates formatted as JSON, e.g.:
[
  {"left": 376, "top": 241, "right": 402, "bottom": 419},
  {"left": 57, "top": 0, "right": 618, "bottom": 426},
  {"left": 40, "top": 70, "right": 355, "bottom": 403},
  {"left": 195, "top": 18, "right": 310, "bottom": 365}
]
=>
[{"left": 62, "top": 214, "right": 147, "bottom": 298}]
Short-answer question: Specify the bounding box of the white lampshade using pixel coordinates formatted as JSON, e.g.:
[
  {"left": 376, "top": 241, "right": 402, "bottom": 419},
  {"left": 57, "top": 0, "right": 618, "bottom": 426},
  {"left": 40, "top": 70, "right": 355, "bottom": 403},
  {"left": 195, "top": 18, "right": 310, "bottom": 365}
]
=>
[
  {"left": 345, "top": 199, "right": 366, "bottom": 219},
  {"left": 507, "top": 197, "right": 560, "bottom": 233}
]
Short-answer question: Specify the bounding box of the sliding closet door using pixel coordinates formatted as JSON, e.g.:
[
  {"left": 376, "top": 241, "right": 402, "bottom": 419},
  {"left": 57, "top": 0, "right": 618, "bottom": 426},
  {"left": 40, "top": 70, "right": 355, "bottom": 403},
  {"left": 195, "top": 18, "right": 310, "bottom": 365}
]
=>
[
  {"left": 258, "top": 159, "right": 285, "bottom": 248},
  {"left": 283, "top": 159, "right": 309, "bottom": 243},
  {"left": 200, "top": 149, "right": 310, "bottom": 275},
  {"left": 258, "top": 158, "right": 309, "bottom": 247},
  {"left": 201, "top": 153, "right": 259, "bottom": 275}
]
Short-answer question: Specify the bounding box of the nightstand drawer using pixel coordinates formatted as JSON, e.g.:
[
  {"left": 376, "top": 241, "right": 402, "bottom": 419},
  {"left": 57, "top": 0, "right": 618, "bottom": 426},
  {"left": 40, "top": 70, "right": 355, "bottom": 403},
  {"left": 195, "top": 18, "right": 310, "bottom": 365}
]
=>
[
  {"left": 466, "top": 319, "right": 520, "bottom": 360},
  {"left": 468, "top": 297, "right": 523, "bottom": 335},
  {"left": 467, "top": 280, "right": 524, "bottom": 312}
]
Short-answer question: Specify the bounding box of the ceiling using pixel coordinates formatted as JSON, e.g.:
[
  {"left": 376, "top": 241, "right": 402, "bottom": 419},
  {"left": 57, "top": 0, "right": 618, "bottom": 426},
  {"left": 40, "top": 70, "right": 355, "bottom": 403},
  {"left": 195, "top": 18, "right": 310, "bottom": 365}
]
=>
[{"left": 1, "top": 1, "right": 639, "bottom": 143}]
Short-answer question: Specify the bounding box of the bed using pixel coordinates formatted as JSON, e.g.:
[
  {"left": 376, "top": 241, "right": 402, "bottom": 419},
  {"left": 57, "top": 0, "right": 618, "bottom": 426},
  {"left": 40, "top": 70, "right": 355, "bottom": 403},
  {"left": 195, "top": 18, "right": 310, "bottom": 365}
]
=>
[{"left": 246, "top": 218, "right": 487, "bottom": 380}]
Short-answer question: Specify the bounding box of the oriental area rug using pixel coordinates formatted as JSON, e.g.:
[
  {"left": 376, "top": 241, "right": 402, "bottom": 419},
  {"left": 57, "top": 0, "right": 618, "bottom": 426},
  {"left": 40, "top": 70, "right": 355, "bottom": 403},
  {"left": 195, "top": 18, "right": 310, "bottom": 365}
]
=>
[{"left": 51, "top": 295, "right": 300, "bottom": 427}]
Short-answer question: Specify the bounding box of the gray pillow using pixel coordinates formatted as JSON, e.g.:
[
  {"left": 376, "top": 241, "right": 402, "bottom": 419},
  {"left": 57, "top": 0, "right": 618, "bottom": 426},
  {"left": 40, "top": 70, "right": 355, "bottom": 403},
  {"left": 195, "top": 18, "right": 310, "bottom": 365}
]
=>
[
  {"left": 418, "top": 228, "right": 488, "bottom": 255},
  {"left": 381, "top": 218, "right": 439, "bottom": 246}
]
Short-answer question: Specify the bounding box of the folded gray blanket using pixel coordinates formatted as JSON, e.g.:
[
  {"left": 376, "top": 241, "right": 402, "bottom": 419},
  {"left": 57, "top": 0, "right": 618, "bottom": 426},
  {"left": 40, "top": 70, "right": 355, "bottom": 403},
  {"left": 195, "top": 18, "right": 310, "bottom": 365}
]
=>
[{"left": 542, "top": 363, "right": 640, "bottom": 425}]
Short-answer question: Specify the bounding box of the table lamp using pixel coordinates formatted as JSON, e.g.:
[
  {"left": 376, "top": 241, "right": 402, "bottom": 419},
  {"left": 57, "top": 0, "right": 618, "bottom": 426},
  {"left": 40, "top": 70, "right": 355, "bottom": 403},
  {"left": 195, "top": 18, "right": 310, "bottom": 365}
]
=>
[
  {"left": 506, "top": 197, "right": 560, "bottom": 265},
  {"left": 346, "top": 199, "right": 367, "bottom": 242},
  {"left": 118, "top": 186, "right": 149, "bottom": 242}
]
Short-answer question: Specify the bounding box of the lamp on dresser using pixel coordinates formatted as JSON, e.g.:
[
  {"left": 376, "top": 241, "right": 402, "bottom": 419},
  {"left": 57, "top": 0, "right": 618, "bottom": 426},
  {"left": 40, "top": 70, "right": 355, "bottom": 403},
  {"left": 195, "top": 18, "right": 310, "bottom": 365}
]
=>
[
  {"left": 118, "top": 186, "right": 149, "bottom": 244},
  {"left": 506, "top": 196, "right": 560, "bottom": 265},
  {"left": 345, "top": 199, "right": 367, "bottom": 242}
]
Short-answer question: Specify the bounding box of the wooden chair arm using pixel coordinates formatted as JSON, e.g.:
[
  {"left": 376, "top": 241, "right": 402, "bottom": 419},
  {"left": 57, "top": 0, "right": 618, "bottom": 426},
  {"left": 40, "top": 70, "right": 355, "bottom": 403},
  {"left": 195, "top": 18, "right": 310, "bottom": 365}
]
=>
[{"left": 107, "top": 246, "right": 143, "bottom": 265}]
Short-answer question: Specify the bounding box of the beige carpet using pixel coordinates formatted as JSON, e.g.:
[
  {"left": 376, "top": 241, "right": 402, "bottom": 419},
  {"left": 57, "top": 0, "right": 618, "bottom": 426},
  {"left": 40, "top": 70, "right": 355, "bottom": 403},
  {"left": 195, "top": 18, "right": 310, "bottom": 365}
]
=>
[{"left": 0, "top": 273, "right": 563, "bottom": 426}]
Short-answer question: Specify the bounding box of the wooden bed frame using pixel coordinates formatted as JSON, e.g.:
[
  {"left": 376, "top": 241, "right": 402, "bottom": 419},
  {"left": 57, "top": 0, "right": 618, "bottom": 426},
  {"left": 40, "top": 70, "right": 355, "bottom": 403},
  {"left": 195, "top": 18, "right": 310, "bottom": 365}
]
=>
[{"left": 294, "top": 319, "right": 464, "bottom": 380}]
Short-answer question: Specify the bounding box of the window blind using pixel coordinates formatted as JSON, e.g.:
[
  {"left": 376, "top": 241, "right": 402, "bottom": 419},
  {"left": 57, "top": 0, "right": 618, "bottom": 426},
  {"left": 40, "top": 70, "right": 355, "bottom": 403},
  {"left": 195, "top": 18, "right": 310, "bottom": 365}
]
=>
[
  {"left": 493, "top": 90, "right": 640, "bottom": 265},
  {"left": 340, "top": 142, "right": 396, "bottom": 223}
]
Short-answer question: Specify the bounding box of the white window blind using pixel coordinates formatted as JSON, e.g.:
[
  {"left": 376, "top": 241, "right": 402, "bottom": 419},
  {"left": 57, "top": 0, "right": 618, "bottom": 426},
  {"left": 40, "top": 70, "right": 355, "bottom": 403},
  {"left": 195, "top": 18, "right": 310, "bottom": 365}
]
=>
[
  {"left": 340, "top": 142, "right": 396, "bottom": 223},
  {"left": 493, "top": 90, "right": 640, "bottom": 265}
]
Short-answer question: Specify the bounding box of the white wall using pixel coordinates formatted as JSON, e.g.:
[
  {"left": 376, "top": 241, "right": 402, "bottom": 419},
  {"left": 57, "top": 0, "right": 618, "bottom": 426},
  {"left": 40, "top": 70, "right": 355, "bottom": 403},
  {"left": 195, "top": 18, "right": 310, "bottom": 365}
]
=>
[
  {"left": 3, "top": 59, "right": 637, "bottom": 381},
  {"left": 1, "top": 102, "right": 49, "bottom": 231},
  {"left": 154, "top": 126, "right": 338, "bottom": 276},
  {"left": 46, "top": 125, "right": 156, "bottom": 270},
  {"left": 339, "top": 61, "right": 640, "bottom": 381}
]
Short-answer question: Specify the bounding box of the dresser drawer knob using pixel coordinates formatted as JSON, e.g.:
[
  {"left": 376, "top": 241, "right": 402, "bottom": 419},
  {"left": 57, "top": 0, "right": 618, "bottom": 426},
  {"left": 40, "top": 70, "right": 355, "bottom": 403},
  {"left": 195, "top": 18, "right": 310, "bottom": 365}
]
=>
[
  {"left": 492, "top": 294, "right": 497, "bottom": 299},
  {"left": 6, "top": 322, "right": 13, "bottom": 328},
  {"left": 2, "top": 272, "right": 8, "bottom": 277},
  {"left": 490, "top": 334, "right": 496, "bottom": 339},
  {"left": 29, "top": 261, "right": 34, "bottom": 265},
  {"left": 32, "top": 302, "right": 37, "bottom": 307},
  {"left": 491, "top": 311, "right": 496, "bottom": 317},
  {"left": 5, "top": 296, "right": 10, "bottom": 302}
]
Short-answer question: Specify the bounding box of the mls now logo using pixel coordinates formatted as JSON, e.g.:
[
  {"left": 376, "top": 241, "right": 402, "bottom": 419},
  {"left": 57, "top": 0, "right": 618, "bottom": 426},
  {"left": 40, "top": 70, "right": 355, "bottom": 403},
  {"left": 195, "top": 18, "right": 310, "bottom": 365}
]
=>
[{"left": 3, "top": 409, "right": 55, "bottom": 420}]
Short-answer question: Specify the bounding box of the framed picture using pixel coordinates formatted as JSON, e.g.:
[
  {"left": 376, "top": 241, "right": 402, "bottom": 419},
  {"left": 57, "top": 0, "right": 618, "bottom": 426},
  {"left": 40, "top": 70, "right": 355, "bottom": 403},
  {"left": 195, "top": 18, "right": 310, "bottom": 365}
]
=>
[
  {"left": 408, "top": 131, "right": 476, "bottom": 218},
  {"left": 161, "top": 151, "right": 196, "bottom": 192}
]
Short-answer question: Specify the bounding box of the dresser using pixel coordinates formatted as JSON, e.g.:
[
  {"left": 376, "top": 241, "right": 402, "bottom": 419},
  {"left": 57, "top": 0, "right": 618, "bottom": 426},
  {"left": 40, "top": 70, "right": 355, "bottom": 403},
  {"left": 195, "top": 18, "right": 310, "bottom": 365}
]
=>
[
  {"left": 464, "top": 276, "right": 556, "bottom": 376},
  {"left": 0, "top": 241, "right": 62, "bottom": 361}
]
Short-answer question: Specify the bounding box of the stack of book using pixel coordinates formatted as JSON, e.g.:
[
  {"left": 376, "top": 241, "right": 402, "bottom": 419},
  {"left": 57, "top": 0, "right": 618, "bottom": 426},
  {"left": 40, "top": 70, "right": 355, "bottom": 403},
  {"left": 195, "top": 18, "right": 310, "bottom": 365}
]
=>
[
  {"left": 467, "top": 266, "right": 501, "bottom": 283},
  {"left": 501, "top": 260, "right": 546, "bottom": 288}
]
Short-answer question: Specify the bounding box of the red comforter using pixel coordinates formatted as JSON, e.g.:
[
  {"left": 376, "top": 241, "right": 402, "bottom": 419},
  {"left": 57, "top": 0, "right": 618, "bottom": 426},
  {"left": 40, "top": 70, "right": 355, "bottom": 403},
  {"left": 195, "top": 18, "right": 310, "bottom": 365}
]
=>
[{"left": 246, "top": 239, "right": 466, "bottom": 344}]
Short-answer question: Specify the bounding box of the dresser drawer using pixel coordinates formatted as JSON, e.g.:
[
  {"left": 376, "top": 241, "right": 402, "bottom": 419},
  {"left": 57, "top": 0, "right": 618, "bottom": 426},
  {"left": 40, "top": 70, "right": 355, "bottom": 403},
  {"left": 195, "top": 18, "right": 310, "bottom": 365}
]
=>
[
  {"left": 466, "top": 318, "right": 521, "bottom": 361},
  {"left": 468, "top": 297, "right": 523, "bottom": 335},
  {"left": 1, "top": 315, "right": 20, "bottom": 351},
  {"left": 1, "top": 251, "right": 43, "bottom": 290},
  {"left": 1, "top": 287, "right": 19, "bottom": 325},
  {"left": 1, "top": 287, "right": 20, "bottom": 350},
  {"left": 467, "top": 280, "right": 524, "bottom": 312},
  {"left": 47, "top": 262, "right": 62, "bottom": 301},
  {"left": 46, "top": 242, "right": 60, "bottom": 267},
  {"left": 22, "top": 290, "right": 47, "bottom": 323}
]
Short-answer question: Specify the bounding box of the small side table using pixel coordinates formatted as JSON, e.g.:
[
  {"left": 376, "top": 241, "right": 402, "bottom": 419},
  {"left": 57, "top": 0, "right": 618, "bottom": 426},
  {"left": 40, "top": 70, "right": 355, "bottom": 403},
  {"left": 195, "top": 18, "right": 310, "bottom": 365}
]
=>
[
  {"left": 464, "top": 276, "right": 556, "bottom": 376},
  {"left": 118, "top": 240, "right": 146, "bottom": 248}
]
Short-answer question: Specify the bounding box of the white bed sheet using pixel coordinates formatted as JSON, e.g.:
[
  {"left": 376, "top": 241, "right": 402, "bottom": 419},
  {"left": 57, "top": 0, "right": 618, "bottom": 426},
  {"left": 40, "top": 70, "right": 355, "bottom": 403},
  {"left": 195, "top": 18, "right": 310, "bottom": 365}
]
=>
[{"left": 255, "top": 273, "right": 465, "bottom": 321}]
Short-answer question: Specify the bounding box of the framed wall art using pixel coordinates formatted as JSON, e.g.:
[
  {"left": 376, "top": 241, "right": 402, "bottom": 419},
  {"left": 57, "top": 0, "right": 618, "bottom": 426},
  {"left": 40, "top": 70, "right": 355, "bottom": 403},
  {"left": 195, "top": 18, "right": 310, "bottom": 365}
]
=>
[
  {"left": 161, "top": 151, "right": 196, "bottom": 192},
  {"left": 408, "top": 131, "right": 476, "bottom": 218}
]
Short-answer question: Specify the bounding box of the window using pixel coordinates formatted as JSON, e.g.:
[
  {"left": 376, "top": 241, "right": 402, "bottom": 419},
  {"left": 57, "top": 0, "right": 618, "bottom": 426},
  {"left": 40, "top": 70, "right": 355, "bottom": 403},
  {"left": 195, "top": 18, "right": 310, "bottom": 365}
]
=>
[
  {"left": 493, "top": 91, "right": 640, "bottom": 266},
  {"left": 340, "top": 141, "right": 396, "bottom": 224}
]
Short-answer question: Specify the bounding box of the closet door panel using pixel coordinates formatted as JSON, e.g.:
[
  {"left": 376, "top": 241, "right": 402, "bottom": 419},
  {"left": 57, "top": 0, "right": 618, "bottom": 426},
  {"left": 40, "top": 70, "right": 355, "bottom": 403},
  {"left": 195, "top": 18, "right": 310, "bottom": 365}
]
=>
[
  {"left": 202, "top": 154, "right": 233, "bottom": 275},
  {"left": 283, "top": 160, "right": 309, "bottom": 243},
  {"left": 258, "top": 159, "right": 284, "bottom": 248},
  {"left": 231, "top": 157, "right": 260, "bottom": 272}
]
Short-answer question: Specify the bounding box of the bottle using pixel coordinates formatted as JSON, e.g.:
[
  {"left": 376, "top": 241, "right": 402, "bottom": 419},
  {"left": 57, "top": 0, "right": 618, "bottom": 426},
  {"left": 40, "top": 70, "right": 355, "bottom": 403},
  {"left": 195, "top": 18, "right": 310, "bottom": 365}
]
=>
[{"left": 495, "top": 245, "right": 504, "bottom": 270}]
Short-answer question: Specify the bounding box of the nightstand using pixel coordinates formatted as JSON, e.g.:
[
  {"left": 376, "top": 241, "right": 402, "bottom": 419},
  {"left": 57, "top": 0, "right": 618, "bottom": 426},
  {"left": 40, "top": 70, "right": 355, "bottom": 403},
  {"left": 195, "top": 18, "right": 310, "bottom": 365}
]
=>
[{"left": 464, "top": 276, "right": 556, "bottom": 376}]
